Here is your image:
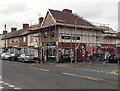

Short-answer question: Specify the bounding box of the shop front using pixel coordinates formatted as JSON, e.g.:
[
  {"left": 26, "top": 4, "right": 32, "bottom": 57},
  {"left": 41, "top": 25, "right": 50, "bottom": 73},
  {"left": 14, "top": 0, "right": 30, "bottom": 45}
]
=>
[
  {"left": 41, "top": 42, "right": 57, "bottom": 62},
  {"left": 58, "top": 42, "right": 117, "bottom": 62}
]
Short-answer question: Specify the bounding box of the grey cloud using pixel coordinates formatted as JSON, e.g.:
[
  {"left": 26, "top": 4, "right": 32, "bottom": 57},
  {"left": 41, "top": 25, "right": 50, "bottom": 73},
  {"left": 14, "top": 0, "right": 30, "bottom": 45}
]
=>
[{"left": 0, "top": 2, "right": 30, "bottom": 15}]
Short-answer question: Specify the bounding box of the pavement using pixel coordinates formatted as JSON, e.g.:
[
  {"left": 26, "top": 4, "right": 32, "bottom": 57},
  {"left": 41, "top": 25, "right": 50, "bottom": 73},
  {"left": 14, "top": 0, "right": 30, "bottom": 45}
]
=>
[{"left": 1, "top": 59, "right": 119, "bottom": 89}]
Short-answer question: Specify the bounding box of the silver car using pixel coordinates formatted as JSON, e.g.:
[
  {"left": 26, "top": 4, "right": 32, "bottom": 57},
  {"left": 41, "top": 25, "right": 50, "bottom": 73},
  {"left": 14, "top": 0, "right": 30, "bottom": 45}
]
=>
[
  {"left": 1, "top": 53, "right": 11, "bottom": 60},
  {"left": 18, "top": 54, "right": 34, "bottom": 63}
]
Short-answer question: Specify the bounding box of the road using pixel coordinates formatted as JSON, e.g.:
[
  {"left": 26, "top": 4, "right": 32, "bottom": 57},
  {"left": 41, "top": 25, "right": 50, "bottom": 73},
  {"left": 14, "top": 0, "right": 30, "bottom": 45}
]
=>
[{"left": 1, "top": 59, "right": 119, "bottom": 90}]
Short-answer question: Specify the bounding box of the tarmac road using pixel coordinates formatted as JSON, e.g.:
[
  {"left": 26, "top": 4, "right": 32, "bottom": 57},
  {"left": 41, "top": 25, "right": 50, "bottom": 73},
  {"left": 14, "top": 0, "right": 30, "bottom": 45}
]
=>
[{"left": 1, "top": 59, "right": 119, "bottom": 90}]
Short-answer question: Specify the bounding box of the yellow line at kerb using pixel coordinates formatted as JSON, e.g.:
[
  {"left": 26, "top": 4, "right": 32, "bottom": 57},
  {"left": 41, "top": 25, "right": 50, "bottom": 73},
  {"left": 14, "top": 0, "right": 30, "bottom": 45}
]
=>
[{"left": 111, "top": 70, "right": 119, "bottom": 76}]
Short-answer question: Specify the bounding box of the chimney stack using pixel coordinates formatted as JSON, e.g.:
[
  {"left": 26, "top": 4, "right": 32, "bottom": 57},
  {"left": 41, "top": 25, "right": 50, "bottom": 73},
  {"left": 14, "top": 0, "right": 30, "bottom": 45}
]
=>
[
  {"left": 3, "top": 31, "right": 7, "bottom": 35},
  {"left": 63, "top": 9, "right": 72, "bottom": 13},
  {"left": 23, "top": 24, "right": 29, "bottom": 29},
  {"left": 39, "top": 17, "right": 44, "bottom": 25},
  {"left": 11, "top": 28, "right": 17, "bottom": 32}
]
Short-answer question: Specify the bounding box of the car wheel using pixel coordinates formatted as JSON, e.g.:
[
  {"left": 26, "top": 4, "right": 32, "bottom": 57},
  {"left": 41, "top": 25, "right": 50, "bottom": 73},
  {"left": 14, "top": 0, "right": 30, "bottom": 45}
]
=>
[{"left": 23, "top": 59, "right": 25, "bottom": 63}]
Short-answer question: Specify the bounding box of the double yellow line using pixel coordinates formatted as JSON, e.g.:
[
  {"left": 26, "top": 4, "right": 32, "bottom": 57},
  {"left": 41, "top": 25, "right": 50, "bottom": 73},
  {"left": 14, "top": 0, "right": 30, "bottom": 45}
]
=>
[{"left": 111, "top": 70, "right": 119, "bottom": 76}]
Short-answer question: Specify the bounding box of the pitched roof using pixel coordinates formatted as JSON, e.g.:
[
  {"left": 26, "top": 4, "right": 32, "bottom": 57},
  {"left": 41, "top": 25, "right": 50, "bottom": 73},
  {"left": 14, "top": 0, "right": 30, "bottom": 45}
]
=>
[
  {"left": 2, "top": 29, "right": 26, "bottom": 39},
  {"left": 49, "top": 9, "right": 94, "bottom": 27},
  {"left": 2, "top": 24, "right": 42, "bottom": 40}
]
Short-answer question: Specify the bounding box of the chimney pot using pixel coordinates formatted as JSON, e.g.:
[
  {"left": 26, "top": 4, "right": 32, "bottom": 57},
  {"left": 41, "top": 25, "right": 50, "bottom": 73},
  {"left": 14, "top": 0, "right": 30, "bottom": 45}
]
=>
[
  {"left": 3, "top": 31, "right": 7, "bottom": 35},
  {"left": 23, "top": 24, "right": 29, "bottom": 29},
  {"left": 11, "top": 28, "right": 17, "bottom": 32},
  {"left": 63, "top": 9, "right": 72, "bottom": 13},
  {"left": 39, "top": 17, "right": 44, "bottom": 25}
]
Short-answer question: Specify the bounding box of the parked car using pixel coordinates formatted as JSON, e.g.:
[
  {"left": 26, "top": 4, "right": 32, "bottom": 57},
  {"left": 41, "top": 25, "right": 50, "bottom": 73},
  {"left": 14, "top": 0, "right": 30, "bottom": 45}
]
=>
[
  {"left": 108, "top": 54, "right": 120, "bottom": 63},
  {"left": 8, "top": 53, "right": 21, "bottom": 61},
  {"left": 1, "top": 53, "right": 11, "bottom": 60},
  {"left": 18, "top": 54, "right": 34, "bottom": 63},
  {"left": 114, "top": 54, "right": 120, "bottom": 63}
]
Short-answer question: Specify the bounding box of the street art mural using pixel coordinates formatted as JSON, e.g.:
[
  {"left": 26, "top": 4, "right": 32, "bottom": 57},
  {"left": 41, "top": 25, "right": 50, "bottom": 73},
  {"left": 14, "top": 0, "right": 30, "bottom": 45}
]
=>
[{"left": 58, "top": 42, "right": 116, "bottom": 62}]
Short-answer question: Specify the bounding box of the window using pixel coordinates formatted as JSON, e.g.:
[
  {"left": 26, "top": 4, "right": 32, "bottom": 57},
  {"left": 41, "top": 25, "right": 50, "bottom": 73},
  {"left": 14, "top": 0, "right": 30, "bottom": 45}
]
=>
[
  {"left": 30, "top": 36, "right": 34, "bottom": 43},
  {"left": 51, "top": 31, "right": 55, "bottom": 37},
  {"left": 23, "top": 37, "right": 26, "bottom": 43},
  {"left": 45, "top": 32, "right": 48, "bottom": 39},
  {"left": 35, "top": 37, "right": 38, "bottom": 42},
  {"left": 15, "top": 39, "right": 17, "bottom": 44}
]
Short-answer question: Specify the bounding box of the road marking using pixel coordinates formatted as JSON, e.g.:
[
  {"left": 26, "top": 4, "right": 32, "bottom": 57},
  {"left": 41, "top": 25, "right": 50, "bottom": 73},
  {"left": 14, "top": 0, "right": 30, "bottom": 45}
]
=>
[
  {"left": 30, "top": 67, "right": 39, "bottom": 70},
  {"left": 111, "top": 70, "right": 119, "bottom": 76},
  {"left": 3, "top": 81, "right": 21, "bottom": 90},
  {"left": 8, "top": 85, "right": 15, "bottom": 88},
  {"left": 30, "top": 67, "right": 50, "bottom": 72},
  {"left": 4, "top": 82, "right": 10, "bottom": 85},
  {"left": 0, "top": 86, "right": 4, "bottom": 89},
  {"left": 0, "top": 81, "right": 4, "bottom": 84},
  {"left": 61, "top": 72, "right": 103, "bottom": 81},
  {"left": 14, "top": 87, "right": 21, "bottom": 90},
  {"left": 73, "top": 68, "right": 112, "bottom": 75},
  {"left": 40, "top": 69, "right": 50, "bottom": 72}
]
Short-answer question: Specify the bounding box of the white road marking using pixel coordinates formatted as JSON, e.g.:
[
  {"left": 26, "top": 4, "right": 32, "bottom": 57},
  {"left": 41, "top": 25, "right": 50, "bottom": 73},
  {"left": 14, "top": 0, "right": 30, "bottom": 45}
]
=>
[
  {"left": 14, "top": 87, "right": 21, "bottom": 90},
  {"left": 0, "top": 81, "right": 4, "bottom": 84},
  {"left": 61, "top": 72, "right": 103, "bottom": 81},
  {"left": 30, "top": 67, "right": 39, "bottom": 70},
  {"left": 8, "top": 85, "right": 15, "bottom": 88},
  {"left": 40, "top": 69, "right": 50, "bottom": 72},
  {"left": 30, "top": 67, "right": 50, "bottom": 72},
  {"left": 3, "top": 81, "right": 21, "bottom": 90},
  {"left": 4, "top": 82, "right": 10, "bottom": 85},
  {"left": 73, "top": 68, "right": 112, "bottom": 75},
  {"left": 0, "top": 86, "right": 4, "bottom": 89}
]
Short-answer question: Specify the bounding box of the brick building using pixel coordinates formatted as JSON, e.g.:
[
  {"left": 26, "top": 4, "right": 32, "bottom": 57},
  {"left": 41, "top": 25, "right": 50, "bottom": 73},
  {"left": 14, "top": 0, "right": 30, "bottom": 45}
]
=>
[{"left": 2, "top": 9, "right": 119, "bottom": 62}]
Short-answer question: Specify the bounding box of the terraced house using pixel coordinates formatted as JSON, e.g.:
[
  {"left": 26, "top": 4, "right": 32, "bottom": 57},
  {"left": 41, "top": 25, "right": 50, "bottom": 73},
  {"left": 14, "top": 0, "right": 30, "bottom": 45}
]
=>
[
  {"left": 2, "top": 9, "right": 119, "bottom": 62},
  {"left": 2, "top": 24, "right": 40, "bottom": 57}
]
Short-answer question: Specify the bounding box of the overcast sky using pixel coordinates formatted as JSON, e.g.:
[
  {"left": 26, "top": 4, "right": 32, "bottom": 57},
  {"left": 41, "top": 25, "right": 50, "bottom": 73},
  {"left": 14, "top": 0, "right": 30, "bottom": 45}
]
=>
[{"left": 0, "top": 0, "right": 119, "bottom": 33}]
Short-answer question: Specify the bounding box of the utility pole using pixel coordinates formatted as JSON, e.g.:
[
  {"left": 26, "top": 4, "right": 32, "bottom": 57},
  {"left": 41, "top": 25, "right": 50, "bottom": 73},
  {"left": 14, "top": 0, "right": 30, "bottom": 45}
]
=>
[
  {"left": 70, "top": 26, "right": 72, "bottom": 64},
  {"left": 75, "top": 20, "right": 77, "bottom": 63},
  {"left": 38, "top": 26, "right": 41, "bottom": 63},
  {"left": 4, "top": 24, "right": 7, "bottom": 52}
]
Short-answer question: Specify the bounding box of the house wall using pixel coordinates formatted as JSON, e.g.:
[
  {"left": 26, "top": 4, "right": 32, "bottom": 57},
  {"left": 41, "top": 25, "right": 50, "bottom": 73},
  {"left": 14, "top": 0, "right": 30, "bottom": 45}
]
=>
[
  {"left": 19, "top": 36, "right": 28, "bottom": 47},
  {"left": 0, "top": 35, "right": 3, "bottom": 54},
  {"left": 28, "top": 33, "right": 39, "bottom": 47},
  {"left": 58, "top": 27, "right": 104, "bottom": 44},
  {"left": 8, "top": 37, "right": 19, "bottom": 47},
  {"left": 42, "top": 12, "right": 56, "bottom": 26},
  {"left": 56, "top": 26, "right": 117, "bottom": 62},
  {"left": 41, "top": 27, "right": 58, "bottom": 43},
  {"left": 28, "top": 33, "right": 39, "bottom": 57}
]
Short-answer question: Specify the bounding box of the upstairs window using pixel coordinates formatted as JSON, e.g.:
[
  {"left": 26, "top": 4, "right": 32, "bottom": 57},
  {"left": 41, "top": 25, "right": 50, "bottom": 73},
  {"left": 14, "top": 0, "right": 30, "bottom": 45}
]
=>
[
  {"left": 23, "top": 37, "right": 26, "bottom": 43},
  {"left": 51, "top": 31, "right": 55, "bottom": 37},
  {"left": 45, "top": 32, "right": 48, "bottom": 39},
  {"left": 30, "top": 36, "right": 34, "bottom": 43}
]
